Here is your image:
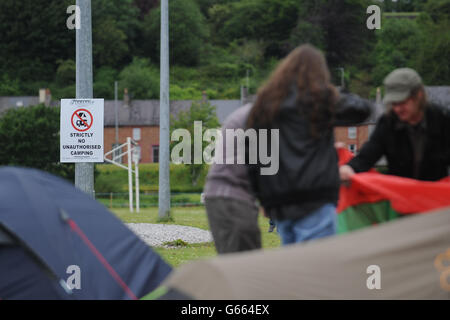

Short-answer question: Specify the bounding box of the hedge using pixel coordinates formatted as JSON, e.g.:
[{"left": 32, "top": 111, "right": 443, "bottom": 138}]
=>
[{"left": 94, "top": 163, "right": 210, "bottom": 193}]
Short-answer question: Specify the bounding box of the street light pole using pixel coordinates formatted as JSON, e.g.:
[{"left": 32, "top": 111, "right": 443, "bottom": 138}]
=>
[
  {"left": 158, "top": 0, "right": 170, "bottom": 220},
  {"left": 75, "top": 0, "right": 94, "bottom": 197}
]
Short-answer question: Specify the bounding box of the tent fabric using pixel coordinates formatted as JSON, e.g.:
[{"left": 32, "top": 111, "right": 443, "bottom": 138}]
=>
[
  {"left": 159, "top": 207, "right": 450, "bottom": 299},
  {"left": 337, "top": 174, "right": 450, "bottom": 233},
  {"left": 337, "top": 200, "right": 401, "bottom": 233},
  {"left": 336, "top": 148, "right": 450, "bottom": 233},
  {"left": 338, "top": 173, "right": 450, "bottom": 215},
  {"left": 0, "top": 246, "right": 64, "bottom": 300},
  {"left": 0, "top": 167, "right": 172, "bottom": 300},
  {"left": 0, "top": 228, "right": 14, "bottom": 245}
]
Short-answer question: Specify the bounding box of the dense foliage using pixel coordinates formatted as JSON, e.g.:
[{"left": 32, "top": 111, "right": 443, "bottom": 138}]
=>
[
  {"left": 0, "top": 0, "right": 448, "bottom": 100},
  {"left": 0, "top": 105, "right": 75, "bottom": 180}
]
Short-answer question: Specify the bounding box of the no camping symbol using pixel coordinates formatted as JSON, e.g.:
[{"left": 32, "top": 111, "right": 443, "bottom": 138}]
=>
[{"left": 71, "top": 109, "right": 93, "bottom": 132}]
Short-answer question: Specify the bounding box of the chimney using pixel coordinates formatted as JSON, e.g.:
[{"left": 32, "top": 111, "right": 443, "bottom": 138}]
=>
[
  {"left": 39, "top": 89, "right": 46, "bottom": 104},
  {"left": 44, "top": 88, "right": 51, "bottom": 107},
  {"left": 240, "top": 86, "right": 249, "bottom": 105},
  {"left": 123, "top": 88, "right": 130, "bottom": 107}
]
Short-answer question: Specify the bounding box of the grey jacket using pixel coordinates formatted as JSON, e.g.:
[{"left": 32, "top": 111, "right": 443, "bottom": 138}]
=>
[{"left": 204, "top": 103, "right": 256, "bottom": 205}]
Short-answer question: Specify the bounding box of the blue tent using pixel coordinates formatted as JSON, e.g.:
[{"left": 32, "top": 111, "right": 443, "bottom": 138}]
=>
[{"left": 0, "top": 167, "right": 172, "bottom": 300}]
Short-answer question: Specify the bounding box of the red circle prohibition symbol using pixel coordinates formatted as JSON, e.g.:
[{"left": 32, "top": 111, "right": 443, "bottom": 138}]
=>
[{"left": 71, "top": 108, "right": 93, "bottom": 132}]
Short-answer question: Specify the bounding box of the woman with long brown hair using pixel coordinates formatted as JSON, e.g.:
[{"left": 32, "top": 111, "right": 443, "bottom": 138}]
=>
[{"left": 246, "top": 44, "right": 371, "bottom": 245}]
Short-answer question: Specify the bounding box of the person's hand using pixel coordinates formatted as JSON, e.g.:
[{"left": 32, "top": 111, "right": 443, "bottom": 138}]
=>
[
  {"left": 340, "top": 164, "right": 355, "bottom": 182},
  {"left": 334, "top": 141, "right": 345, "bottom": 149}
]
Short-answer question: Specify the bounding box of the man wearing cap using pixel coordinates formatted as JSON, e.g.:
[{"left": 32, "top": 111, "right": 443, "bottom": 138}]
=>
[{"left": 340, "top": 68, "right": 450, "bottom": 181}]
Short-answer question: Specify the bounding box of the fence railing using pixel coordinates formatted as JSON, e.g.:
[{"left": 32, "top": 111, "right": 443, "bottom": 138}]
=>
[{"left": 95, "top": 192, "right": 204, "bottom": 209}]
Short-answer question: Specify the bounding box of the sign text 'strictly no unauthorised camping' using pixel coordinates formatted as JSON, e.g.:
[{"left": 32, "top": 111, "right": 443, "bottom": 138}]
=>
[{"left": 60, "top": 99, "right": 104, "bottom": 163}]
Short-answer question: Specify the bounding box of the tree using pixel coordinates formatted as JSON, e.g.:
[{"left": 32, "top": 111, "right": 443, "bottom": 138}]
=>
[
  {"left": 414, "top": 12, "right": 450, "bottom": 85},
  {"left": 286, "top": 20, "right": 326, "bottom": 54},
  {"left": 424, "top": 0, "right": 450, "bottom": 22},
  {"left": 93, "top": 67, "right": 119, "bottom": 100},
  {"left": 55, "top": 59, "right": 76, "bottom": 86},
  {"left": 118, "top": 58, "right": 160, "bottom": 99},
  {"left": 295, "top": 0, "right": 376, "bottom": 67},
  {"left": 370, "top": 18, "right": 422, "bottom": 85},
  {"left": 380, "top": 0, "right": 417, "bottom": 12},
  {"left": 93, "top": 18, "right": 129, "bottom": 67},
  {"left": 142, "top": 0, "right": 209, "bottom": 66},
  {"left": 209, "top": 0, "right": 300, "bottom": 57},
  {"left": 91, "top": 0, "right": 141, "bottom": 64},
  {"left": 0, "top": 105, "right": 75, "bottom": 181},
  {"left": 133, "top": 0, "right": 160, "bottom": 18},
  {"left": 0, "top": 0, "right": 74, "bottom": 83},
  {"left": 170, "top": 101, "right": 220, "bottom": 186},
  {"left": 195, "top": 0, "right": 240, "bottom": 18},
  {"left": 0, "top": 74, "right": 21, "bottom": 96},
  {"left": 369, "top": 11, "right": 450, "bottom": 86}
]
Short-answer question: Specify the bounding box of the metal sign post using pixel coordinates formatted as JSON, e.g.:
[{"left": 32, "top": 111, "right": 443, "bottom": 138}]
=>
[
  {"left": 158, "top": 0, "right": 170, "bottom": 219},
  {"left": 75, "top": 0, "right": 94, "bottom": 197}
]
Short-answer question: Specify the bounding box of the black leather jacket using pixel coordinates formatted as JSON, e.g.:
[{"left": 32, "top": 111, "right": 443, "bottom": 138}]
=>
[
  {"left": 348, "top": 103, "right": 450, "bottom": 181},
  {"left": 247, "top": 90, "right": 372, "bottom": 221}
]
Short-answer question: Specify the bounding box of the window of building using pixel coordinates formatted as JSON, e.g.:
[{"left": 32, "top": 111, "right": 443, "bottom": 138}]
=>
[
  {"left": 348, "top": 127, "right": 357, "bottom": 139},
  {"left": 152, "top": 145, "right": 159, "bottom": 163},
  {"left": 348, "top": 144, "right": 357, "bottom": 154},
  {"left": 133, "top": 128, "right": 141, "bottom": 141}
]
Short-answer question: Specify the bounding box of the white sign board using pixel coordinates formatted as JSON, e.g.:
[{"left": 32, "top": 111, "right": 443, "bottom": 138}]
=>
[{"left": 60, "top": 99, "right": 104, "bottom": 163}]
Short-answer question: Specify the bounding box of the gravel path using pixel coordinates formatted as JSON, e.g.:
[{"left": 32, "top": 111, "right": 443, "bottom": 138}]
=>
[{"left": 126, "top": 223, "right": 213, "bottom": 247}]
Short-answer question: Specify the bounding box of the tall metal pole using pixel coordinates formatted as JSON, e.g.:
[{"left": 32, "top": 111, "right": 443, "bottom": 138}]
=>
[
  {"left": 75, "top": 0, "right": 94, "bottom": 197},
  {"left": 158, "top": 0, "right": 170, "bottom": 220}
]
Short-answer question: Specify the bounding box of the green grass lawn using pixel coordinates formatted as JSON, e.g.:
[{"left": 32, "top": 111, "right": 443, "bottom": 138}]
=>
[{"left": 111, "top": 206, "right": 281, "bottom": 268}]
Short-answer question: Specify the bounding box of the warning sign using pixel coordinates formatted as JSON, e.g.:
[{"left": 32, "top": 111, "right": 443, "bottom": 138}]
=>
[
  {"left": 60, "top": 99, "right": 104, "bottom": 163},
  {"left": 71, "top": 109, "right": 93, "bottom": 132}
]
